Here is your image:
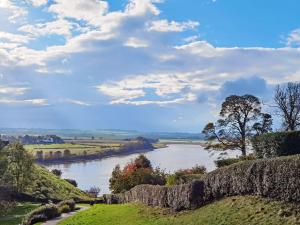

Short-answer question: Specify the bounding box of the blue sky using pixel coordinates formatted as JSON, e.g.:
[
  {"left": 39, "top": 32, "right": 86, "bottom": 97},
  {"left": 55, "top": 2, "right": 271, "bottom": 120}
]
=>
[{"left": 0, "top": 0, "right": 300, "bottom": 132}]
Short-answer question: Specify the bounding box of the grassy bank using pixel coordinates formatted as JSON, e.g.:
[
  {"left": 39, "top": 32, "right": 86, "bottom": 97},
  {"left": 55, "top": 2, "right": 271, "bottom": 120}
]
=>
[
  {"left": 25, "top": 165, "right": 89, "bottom": 201},
  {"left": 0, "top": 202, "right": 39, "bottom": 225},
  {"left": 58, "top": 196, "right": 300, "bottom": 225}
]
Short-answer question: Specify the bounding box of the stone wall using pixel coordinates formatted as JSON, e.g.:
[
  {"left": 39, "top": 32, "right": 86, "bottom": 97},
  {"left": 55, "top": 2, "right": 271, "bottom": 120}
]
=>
[{"left": 104, "top": 155, "right": 300, "bottom": 211}]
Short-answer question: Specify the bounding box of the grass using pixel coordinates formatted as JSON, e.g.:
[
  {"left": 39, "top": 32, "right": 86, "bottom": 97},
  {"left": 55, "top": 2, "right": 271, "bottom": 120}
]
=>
[
  {"left": 58, "top": 196, "right": 300, "bottom": 225},
  {"left": 24, "top": 142, "right": 124, "bottom": 159},
  {"left": 25, "top": 165, "right": 90, "bottom": 201},
  {"left": 0, "top": 202, "right": 39, "bottom": 225}
]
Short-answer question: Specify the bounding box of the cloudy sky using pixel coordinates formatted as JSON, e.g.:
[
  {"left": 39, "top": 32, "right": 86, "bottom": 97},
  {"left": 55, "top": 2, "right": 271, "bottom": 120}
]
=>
[{"left": 0, "top": 0, "right": 300, "bottom": 132}]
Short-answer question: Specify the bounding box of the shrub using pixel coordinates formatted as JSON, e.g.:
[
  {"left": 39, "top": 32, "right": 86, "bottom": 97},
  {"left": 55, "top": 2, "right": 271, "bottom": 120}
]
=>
[
  {"left": 64, "top": 179, "right": 78, "bottom": 187},
  {"left": 109, "top": 155, "right": 166, "bottom": 193},
  {"left": 252, "top": 131, "right": 300, "bottom": 158},
  {"left": 22, "top": 204, "right": 59, "bottom": 225},
  {"left": 57, "top": 199, "right": 76, "bottom": 211},
  {"left": 51, "top": 169, "right": 62, "bottom": 177},
  {"left": 215, "top": 158, "right": 240, "bottom": 168},
  {"left": 215, "top": 154, "right": 256, "bottom": 168},
  {"left": 166, "top": 165, "right": 206, "bottom": 186},
  {"left": 58, "top": 205, "right": 71, "bottom": 214}
]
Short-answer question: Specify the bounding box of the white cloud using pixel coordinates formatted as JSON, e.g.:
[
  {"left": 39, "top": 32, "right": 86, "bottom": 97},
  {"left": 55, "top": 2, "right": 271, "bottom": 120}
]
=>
[
  {"left": 0, "top": 98, "right": 48, "bottom": 105},
  {"left": 0, "top": 0, "right": 27, "bottom": 23},
  {"left": 64, "top": 99, "right": 91, "bottom": 106},
  {"left": 148, "top": 19, "right": 199, "bottom": 32},
  {"left": 0, "top": 31, "right": 31, "bottom": 44},
  {"left": 48, "top": 0, "right": 108, "bottom": 25},
  {"left": 97, "top": 71, "right": 219, "bottom": 105},
  {"left": 0, "top": 86, "right": 29, "bottom": 95},
  {"left": 19, "top": 19, "right": 73, "bottom": 38},
  {"left": 124, "top": 37, "right": 148, "bottom": 48},
  {"left": 287, "top": 28, "right": 300, "bottom": 47},
  {"left": 26, "top": 0, "right": 48, "bottom": 7}
]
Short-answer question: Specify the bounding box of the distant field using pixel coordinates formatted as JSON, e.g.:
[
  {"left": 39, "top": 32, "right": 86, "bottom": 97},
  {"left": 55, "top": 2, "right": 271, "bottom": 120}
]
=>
[{"left": 24, "top": 140, "right": 125, "bottom": 159}]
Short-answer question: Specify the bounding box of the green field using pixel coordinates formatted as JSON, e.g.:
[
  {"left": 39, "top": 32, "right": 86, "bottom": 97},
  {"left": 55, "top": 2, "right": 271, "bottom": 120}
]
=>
[
  {"left": 58, "top": 196, "right": 300, "bottom": 225},
  {"left": 0, "top": 203, "right": 39, "bottom": 225},
  {"left": 24, "top": 141, "right": 124, "bottom": 159}
]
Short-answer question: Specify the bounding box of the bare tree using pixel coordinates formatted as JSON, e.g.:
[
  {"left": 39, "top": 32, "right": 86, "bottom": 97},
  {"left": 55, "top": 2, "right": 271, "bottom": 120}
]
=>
[
  {"left": 203, "top": 95, "right": 271, "bottom": 156},
  {"left": 274, "top": 82, "right": 300, "bottom": 131}
]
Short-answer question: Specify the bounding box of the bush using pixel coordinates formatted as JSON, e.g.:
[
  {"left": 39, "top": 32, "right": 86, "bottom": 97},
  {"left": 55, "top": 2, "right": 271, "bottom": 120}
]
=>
[
  {"left": 166, "top": 165, "right": 206, "bottom": 186},
  {"left": 0, "top": 201, "right": 17, "bottom": 216},
  {"left": 51, "top": 169, "right": 62, "bottom": 177},
  {"left": 64, "top": 179, "right": 78, "bottom": 187},
  {"left": 215, "top": 154, "right": 256, "bottom": 168},
  {"left": 22, "top": 204, "right": 59, "bottom": 225},
  {"left": 57, "top": 199, "right": 76, "bottom": 211},
  {"left": 252, "top": 131, "right": 300, "bottom": 158},
  {"left": 58, "top": 205, "right": 71, "bottom": 214},
  {"left": 109, "top": 155, "right": 166, "bottom": 193}
]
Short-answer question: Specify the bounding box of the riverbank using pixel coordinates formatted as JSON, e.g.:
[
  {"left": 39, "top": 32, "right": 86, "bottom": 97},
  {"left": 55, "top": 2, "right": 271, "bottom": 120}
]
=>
[{"left": 37, "top": 147, "right": 154, "bottom": 165}]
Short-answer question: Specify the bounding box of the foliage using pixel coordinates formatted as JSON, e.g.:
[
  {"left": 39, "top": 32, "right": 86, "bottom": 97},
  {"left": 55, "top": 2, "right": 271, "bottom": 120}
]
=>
[
  {"left": 214, "top": 154, "right": 256, "bottom": 168},
  {"left": 251, "top": 131, "right": 300, "bottom": 158},
  {"left": 51, "top": 169, "right": 62, "bottom": 177},
  {"left": 202, "top": 95, "right": 272, "bottom": 156},
  {"left": 22, "top": 204, "right": 60, "bottom": 225},
  {"left": 58, "top": 196, "right": 300, "bottom": 225},
  {"left": 85, "top": 186, "right": 101, "bottom": 198},
  {"left": 166, "top": 165, "right": 206, "bottom": 186},
  {"left": 26, "top": 165, "right": 89, "bottom": 201},
  {"left": 0, "top": 202, "right": 39, "bottom": 225},
  {"left": 0, "top": 201, "right": 17, "bottom": 216},
  {"left": 64, "top": 179, "right": 78, "bottom": 187},
  {"left": 274, "top": 82, "right": 300, "bottom": 131},
  {"left": 57, "top": 200, "right": 76, "bottom": 211},
  {"left": 109, "top": 155, "right": 166, "bottom": 193},
  {"left": 5, "top": 143, "right": 34, "bottom": 192}
]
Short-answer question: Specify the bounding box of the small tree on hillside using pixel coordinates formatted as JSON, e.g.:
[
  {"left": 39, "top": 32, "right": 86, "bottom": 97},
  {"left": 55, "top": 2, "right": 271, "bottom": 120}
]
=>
[
  {"left": 203, "top": 95, "right": 272, "bottom": 156},
  {"left": 274, "top": 82, "right": 300, "bottom": 131},
  {"left": 6, "top": 143, "right": 33, "bottom": 192}
]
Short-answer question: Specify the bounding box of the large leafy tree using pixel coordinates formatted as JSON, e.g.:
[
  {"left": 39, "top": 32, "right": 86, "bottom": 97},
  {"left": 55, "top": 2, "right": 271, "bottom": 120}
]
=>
[
  {"left": 274, "top": 82, "right": 300, "bottom": 131},
  {"left": 202, "top": 95, "right": 272, "bottom": 156}
]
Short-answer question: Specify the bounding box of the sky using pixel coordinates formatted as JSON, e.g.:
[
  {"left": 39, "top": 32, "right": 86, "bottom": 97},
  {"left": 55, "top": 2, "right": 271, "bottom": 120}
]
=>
[{"left": 0, "top": 0, "right": 300, "bottom": 132}]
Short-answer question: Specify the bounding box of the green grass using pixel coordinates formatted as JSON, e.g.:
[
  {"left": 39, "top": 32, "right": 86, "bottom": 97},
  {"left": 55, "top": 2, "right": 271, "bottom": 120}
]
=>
[
  {"left": 58, "top": 196, "right": 300, "bottom": 225},
  {"left": 0, "top": 202, "right": 39, "bottom": 225},
  {"left": 24, "top": 142, "right": 123, "bottom": 159},
  {"left": 25, "top": 165, "right": 90, "bottom": 201}
]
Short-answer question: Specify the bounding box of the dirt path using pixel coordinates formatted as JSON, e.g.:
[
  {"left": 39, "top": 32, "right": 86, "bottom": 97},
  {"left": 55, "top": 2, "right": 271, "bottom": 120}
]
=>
[{"left": 42, "top": 206, "right": 89, "bottom": 225}]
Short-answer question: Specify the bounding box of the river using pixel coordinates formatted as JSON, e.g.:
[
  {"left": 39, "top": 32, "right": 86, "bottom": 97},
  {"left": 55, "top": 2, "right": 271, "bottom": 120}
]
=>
[{"left": 45, "top": 144, "right": 240, "bottom": 194}]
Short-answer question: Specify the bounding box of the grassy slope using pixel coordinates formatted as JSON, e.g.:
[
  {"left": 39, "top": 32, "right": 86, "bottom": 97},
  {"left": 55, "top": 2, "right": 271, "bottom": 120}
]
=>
[
  {"left": 0, "top": 203, "right": 39, "bottom": 225},
  {"left": 59, "top": 196, "right": 300, "bottom": 225},
  {"left": 25, "top": 165, "right": 89, "bottom": 201}
]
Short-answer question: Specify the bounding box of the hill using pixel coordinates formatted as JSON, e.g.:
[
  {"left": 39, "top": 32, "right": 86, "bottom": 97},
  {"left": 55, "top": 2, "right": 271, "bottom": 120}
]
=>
[{"left": 23, "top": 165, "right": 89, "bottom": 201}]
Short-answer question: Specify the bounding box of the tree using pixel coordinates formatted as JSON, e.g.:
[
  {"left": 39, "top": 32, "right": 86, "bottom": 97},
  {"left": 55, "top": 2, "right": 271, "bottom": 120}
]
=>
[
  {"left": 203, "top": 95, "right": 271, "bottom": 156},
  {"left": 109, "top": 155, "right": 166, "bottom": 193},
  {"left": 274, "top": 82, "right": 300, "bottom": 131},
  {"left": 6, "top": 143, "right": 33, "bottom": 192},
  {"left": 252, "top": 113, "right": 273, "bottom": 136}
]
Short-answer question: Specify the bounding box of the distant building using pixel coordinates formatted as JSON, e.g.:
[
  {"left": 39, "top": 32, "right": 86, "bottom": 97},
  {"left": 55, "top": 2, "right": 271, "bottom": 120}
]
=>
[{"left": 0, "top": 134, "right": 64, "bottom": 145}]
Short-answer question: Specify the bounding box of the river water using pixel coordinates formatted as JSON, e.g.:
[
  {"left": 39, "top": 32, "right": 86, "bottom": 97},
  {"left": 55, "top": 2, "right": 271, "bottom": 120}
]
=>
[{"left": 45, "top": 144, "right": 240, "bottom": 194}]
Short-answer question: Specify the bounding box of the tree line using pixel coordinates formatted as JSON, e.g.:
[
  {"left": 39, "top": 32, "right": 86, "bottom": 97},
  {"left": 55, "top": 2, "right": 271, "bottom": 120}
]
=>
[{"left": 202, "top": 82, "right": 300, "bottom": 156}]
